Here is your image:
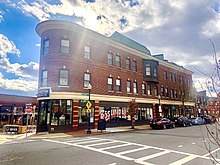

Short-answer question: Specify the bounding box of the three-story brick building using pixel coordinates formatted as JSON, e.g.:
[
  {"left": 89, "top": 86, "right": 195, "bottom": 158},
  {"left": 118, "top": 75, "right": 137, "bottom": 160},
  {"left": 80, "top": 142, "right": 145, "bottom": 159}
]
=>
[{"left": 36, "top": 20, "right": 195, "bottom": 132}]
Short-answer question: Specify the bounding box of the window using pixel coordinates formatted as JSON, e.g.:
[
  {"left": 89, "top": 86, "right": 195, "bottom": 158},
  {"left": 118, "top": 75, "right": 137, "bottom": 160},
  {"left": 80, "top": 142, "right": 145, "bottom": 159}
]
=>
[
  {"left": 171, "top": 89, "right": 174, "bottom": 98},
  {"left": 148, "top": 84, "right": 151, "bottom": 95},
  {"left": 126, "top": 58, "right": 131, "bottom": 70},
  {"left": 59, "top": 69, "right": 69, "bottom": 86},
  {"left": 165, "top": 87, "right": 169, "bottom": 97},
  {"left": 61, "top": 39, "right": 70, "bottom": 54},
  {"left": 108, "top": 77, "right": 113, "bottom": 91},
  {"left": 142, "top": 83, "right": 146, "bottom": 94},
  {"left": 173, "top": 73, "right": 176, "bottom": 82},
  {"left": 84, "top": 73, "right": 91, "bottom": 88},
  {"left": 153, "top": 67, "right": 157, "bottom": 77},
  {"left": 43, "top": 39, "right": 49, "bottom": 55},
  {"left": 133, "top": 82, "right": 138, "bottom": 94},
  {"left": 84, "top": 45, "right": 91, "bottom": 59},
  {"left": 175, "top": 90, "right": 177, "bottom": 98},
  {"left": 127, "top": 81, "right": 131, "bottom": 93},
  {"left": 42, "top": 70, "right": 47, "bottom": 86},
  {"left": 116, "top": 79, "right": 121, "bottom": 92},
  {"left": 161, "top": 86, "right": 165, "bottom": 97},
  {"left": 116, "top": 55, "right": 121, "bottom": 67},
  {"left": 146, "top": 64, "right": 151, "bottom": 76},
  {"left": 170, "top": 73, "right": 173, "bottom": 81},
  {"left": 133, "top": 60, "right": 137, "bottom": 71},
  {"left": 154, "top": 86, "right": 158, "bottom": 96},
  {"left": 164, "top": 70, "right": 167, "bottom": 79},
  {"left": 108, "top": 53, "right": 113, "bottom": 65}
]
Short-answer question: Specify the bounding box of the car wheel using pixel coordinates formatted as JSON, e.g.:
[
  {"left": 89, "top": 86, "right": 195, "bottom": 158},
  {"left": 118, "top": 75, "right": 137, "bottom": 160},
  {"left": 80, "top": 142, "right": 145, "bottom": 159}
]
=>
[
  {"left": 189, "top": 123, "right": 192, "bottom": 126},
  {"left": 183, "top": 123, "right": 186, "bottom": 127},
  {"left": 172, "top": 124, "right": 175, "bottom": 128},
  {"left": 163, "top": 125, "right": 166, "bottom": 129}
]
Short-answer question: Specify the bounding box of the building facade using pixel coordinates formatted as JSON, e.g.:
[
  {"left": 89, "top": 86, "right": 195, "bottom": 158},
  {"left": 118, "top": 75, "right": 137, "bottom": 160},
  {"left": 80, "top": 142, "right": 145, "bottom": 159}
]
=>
[
  {"left": 36, "top": 20, "right": 195, "bottom": 133},
  {"left": 207, "top": 97, "right": 220, "bottom": 118}
]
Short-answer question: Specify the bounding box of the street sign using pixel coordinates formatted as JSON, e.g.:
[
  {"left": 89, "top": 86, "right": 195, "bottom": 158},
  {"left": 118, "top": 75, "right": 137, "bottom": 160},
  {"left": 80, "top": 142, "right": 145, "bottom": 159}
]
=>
[
  {"left": 86, "top": 101, "right": 92, "bottom": 109},
  {"left": 82, "top": 93, "right": 89, "bottom": 96},
  {"left": 79, "top": 100, "right": 88, "bottom": 103}
]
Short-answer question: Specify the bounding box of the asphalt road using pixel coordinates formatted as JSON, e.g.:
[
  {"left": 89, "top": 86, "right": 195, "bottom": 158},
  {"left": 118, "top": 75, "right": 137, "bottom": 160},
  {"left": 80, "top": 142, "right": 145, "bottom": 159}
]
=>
[{"left": 0, "top": 124, "right": 219, "bottom": 165}]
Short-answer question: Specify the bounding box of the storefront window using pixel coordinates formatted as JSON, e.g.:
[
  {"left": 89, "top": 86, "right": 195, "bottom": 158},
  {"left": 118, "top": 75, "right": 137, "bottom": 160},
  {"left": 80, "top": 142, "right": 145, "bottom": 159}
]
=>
[{"left": 78, "top": 103, "right": 94, "bottom": 124}]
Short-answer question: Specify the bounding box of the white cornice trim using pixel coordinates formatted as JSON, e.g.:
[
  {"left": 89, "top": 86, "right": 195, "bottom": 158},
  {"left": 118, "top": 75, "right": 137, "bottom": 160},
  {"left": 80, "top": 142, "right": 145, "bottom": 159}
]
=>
[{"left": 37, "top": 92, "right": 195, "bottom": 106}]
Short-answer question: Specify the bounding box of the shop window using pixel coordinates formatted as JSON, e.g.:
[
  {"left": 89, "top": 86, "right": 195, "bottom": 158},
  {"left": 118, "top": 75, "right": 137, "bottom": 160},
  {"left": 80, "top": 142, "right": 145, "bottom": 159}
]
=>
[
  {"left": 108, "top": 77, "right": 113, "bottom": 91},
  {"left": 108, "top": 52, "right": 113, "bottom": 65},
  {"left": 127, "top": 81, "right": 131, "bottom": 93},
  {"left": 84, "top": 45, "right": 91, "bottom": 59},
  {"left": 78, "top": 104, "right": 94, "bottom": 124},
  {"left": 61, "top": 39, "right": 70, "bottom": 54},
  {"left": 111, "top": 107, "right": 127, "bottom": 121},
  {"left": 43, "top": 39, "right": 49, "bottom": 55},
  {"left": 59, "top": 69, "right": 69, "bottom": 86},
  {"left": 84, "top": 73, "right": 91, "bottom": 88}
]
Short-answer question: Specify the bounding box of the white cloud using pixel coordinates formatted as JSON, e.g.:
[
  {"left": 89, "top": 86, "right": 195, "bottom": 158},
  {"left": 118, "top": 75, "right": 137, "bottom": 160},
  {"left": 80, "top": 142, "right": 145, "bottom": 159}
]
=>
[
  {"left": 35, "top": 43, "right": 40, "bottom": 47},
  {"left": 0, "top": 72, "right": 38, "bottom": 92}
]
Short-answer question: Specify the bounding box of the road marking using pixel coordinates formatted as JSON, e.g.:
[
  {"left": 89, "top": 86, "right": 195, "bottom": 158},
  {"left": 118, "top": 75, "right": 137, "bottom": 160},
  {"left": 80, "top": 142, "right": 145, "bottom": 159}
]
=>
[
  {"left": 100, "top": 143, "right": 131, "bottom": 150},
  {"left": 177, "top": 145, "right": 183, "bottom": 148},
  {"left": 75, "top": 139, "right": 107, "bottom": 145},
  {"left": 169, "top": 155, "right": 197, "bottom": 165},
  {"left": 87, "top": 141, "right": 116, "bottom": 147},
  {"left": 66, "top": 137, "right": 100, "bottom": 143},
  {"left": 108, "top": 163, "right": 117, "bottom": 165},
  {"left": 203, "top": 147, "right": 220, "bottom": 157},
  {"left": 117, "top": 147, "right": 149, "bottom": 155},
  {"left": 191, "top": 142, "right": 196, "bottom": 145}
]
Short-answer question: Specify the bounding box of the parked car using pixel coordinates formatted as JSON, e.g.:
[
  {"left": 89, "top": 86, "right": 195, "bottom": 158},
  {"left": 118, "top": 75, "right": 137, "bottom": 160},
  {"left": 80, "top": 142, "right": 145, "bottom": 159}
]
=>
[
  {"left": 202, "top": 115, "right": 212, "bottom": 124},
  {"left": 174, "top": 117, "right": 192, "bottom": 127},
  {"left": 150, "top": 118, "right": 175, "bottom": 129},
  {"left": 191, "top": 117, "right": 205, "bottom": 125}
]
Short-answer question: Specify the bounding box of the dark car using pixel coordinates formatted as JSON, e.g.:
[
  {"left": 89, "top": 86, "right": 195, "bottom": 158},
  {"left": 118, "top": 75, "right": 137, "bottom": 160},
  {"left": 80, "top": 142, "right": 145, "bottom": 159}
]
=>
[
  {"left": 202, "top": 115, "right": 212, "bottom": 124},
  {"left": 191, "top": 117, "right": 205, "bottom": 125},
  {"left": 150, "top": 118, "right": 175, "bottom": 129},
  {"left": 174, "top": 117, "right": 192, "bottom": 127}
]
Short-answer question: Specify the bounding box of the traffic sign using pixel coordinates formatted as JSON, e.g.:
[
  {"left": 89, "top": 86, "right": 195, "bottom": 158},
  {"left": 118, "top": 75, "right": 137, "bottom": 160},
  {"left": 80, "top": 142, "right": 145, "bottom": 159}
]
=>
[{"left": 86, "top": 101, "right": 92, "bottom": 109}]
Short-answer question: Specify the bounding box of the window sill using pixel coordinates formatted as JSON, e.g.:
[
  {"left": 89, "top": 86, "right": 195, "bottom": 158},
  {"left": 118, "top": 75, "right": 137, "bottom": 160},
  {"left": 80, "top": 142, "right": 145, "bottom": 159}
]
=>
[
  {"left": 127, "top": 92, "right": 132, "bottom": 94},
  {"left": 108, "top": 90, "right": 114, "bottom": 93},
  {"left": 58, "top": 86, "right": 70, "bottom": 88},
  {"left": 116, "top": 91, "right": 122, "bottom": 94}
]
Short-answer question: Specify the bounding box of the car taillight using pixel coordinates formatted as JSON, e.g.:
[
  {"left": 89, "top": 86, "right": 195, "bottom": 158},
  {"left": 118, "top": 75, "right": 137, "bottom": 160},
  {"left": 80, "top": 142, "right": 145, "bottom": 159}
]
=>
[
  {"left": 150, "top": 122, "right": 152, "bottom": 124},
  {"left": 157, "top": 121, "right": 162, "bottom": 125}
]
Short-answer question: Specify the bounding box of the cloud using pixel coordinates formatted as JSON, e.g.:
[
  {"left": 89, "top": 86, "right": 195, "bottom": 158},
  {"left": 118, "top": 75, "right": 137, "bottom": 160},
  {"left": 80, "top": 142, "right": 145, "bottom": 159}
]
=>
[{"left": 0, "top": 72, "right": 38, "bottom": 92}]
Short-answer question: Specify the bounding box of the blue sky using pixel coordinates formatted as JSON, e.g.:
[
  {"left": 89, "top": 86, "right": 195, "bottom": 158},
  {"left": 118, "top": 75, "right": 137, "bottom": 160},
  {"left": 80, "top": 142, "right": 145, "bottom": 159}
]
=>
[{"left": 0, "top": 0, "right": 220, "bottom": 97}]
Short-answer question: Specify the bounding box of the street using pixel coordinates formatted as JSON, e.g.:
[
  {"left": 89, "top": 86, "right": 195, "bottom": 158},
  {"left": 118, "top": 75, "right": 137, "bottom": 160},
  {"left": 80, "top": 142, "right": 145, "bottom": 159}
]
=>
[{"left": 0, "top": 125, "right": 219, "bottom": 165}]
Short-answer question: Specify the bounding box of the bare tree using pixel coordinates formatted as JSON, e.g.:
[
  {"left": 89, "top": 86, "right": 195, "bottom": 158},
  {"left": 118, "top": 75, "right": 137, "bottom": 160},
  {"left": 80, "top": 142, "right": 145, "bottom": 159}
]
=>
[{"left": 127, "top": 98, "right": 138, "bottom": 129}]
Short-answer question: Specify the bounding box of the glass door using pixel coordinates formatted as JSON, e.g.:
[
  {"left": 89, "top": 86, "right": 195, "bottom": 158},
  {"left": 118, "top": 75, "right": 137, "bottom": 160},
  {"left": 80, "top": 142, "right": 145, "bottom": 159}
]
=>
[{"left": 37, "top": 100, "right": 49, "bottom": 132}]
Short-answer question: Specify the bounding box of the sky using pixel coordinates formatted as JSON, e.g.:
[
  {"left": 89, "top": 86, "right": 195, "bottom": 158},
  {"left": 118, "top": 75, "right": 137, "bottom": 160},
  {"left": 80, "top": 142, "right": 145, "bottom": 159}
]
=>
[{"left": 0, "top": 0, "right": 219, "bottom": 97}]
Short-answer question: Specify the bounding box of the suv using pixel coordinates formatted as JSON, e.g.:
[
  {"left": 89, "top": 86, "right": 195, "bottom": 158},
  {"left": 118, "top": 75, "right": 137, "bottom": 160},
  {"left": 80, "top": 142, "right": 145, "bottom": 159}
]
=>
[{"left": 175, "top": 117, "right": 192, "bottom": 127}]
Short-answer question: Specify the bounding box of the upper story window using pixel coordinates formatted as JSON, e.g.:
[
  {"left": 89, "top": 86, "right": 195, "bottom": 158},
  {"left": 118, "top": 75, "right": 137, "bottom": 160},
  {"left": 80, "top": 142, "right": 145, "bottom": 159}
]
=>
[
  {"left": 164, "top": 70, "right": 167, "bottom": 80},
  {"left": 171, "top": 89, "right": 174, "bottom": 98},
  {"left": 165, "top": 87, "right": 169, "bottom": 97},
  {"left": 42, "top": 70, "right": 47, "bottom": 86},
  {"left": 84, "top": 45, "right": 91, "bottom": 60},
  {"left": 116, "top": 78, "right": 121, "bottom": 92},
  {"left": 154, "top": 86, "right": 158, "bottom": 96},
  {"left": 59, "top": 69, "right": 69, "bottom": 86},
  {"left": 108, "top": 53, "right": 113, "bottom": 65},
  {"left": 161, "top": 86, "right": 165, "bottom": 97},
  {"left": 146, "top": 64, "right": 151, "bottom": 76},
  {"left": 153, "top": 66, "right": 157, "bottom": 77},
  {"left": 61, "top": 39, "right": 70, "bottom": 54},
  {"left": 43, "top": 39, "right": 49, "bottom": 55},
  {"left": 173, "top": 73, "right": 176, "bottom": 82},
  {"left": 84, "top": 73, "right": 91, "bottom": 88},
  {"left": 148, "top": 84, "right": 151, "bottom": 95},
  {"left": 142, "top": 83, "right": 146, "bottom": 94},
  {"left": 116, "top": 55, "right": 121, "bottom": 68},
  {"left": 175, "top": 90, "right": 177, "bottom": 98},
  {"left": 126, "top": 58, "right": 131, "bottom": 70},
  {"left": 169, "top": 72, "right": 173, "bottom": 81},
  {"left": 127, "top": 81, "right": 131, "bottom": 93},
  {"left": 133, "top": 60, "right": 137, "bottom": 72},
  {"left": 108, "top": 77, "right": 113, "bottom": 91},
  {"left": 133, "top": 82, "right": 138, "bottom": 94}
]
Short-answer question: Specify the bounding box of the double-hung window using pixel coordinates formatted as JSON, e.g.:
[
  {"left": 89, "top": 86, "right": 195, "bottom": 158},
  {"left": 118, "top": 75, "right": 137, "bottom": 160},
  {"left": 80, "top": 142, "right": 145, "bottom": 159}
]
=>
[
  {"left": 43, "top": 39, "right": 49, "bottom": 55},
  {"left": 126, "top": 58, "right": 131, "bottom": 70},
  {"left": 142, "top": 83, "right": 146, "bottom": 94},
  {"left": 84, "top": 45, "right": 91, "bottom": 59},
  {"left": 165, "top": 87, "right": 169, "bottom": 97},
  {"left": 42, "top": 70, "right": 47, "bottom": 87},
  {"left": 116, "top": 79, "right": 121, "bottom": 92},
  {"left": 164, "top": 70, "right": 167, "bottom": 80},
  {"left": 116, "top": 55, "right": 121, "bottom": 68},
  {"left": 59, "top": 69, "right": 69, "bottom": 86},
  {"left": 61, "top": 39, "right": 70, "bottom": 54},
  {"left": 161, "top": 86, "right": 164, "bottom": 97},
  {"left": 146, "top": 64, "right": 151, "bottom": 76},
  {"left": 133, "top": 61, "right": 137, "bottom": 71},
  {"left": 127, "top": 81, "right": 131, "bottom": 93},
  {"left": 108, "top": 53, "right": 113, "bottom": 65},
  {"left": 108, "top": 77, "right": 113, "bottom": 91},
  {"left": 84, "top": 73, "right": 91, "bottom": 88},
  {"left": 148, "top": 84, "right": 151, "bottom": 95},
  {"left": 154, "top": 86, "right": 158, "bottom": 96},
  {"left": 133, "top": 82, "right": 138, "bottom": 94}
]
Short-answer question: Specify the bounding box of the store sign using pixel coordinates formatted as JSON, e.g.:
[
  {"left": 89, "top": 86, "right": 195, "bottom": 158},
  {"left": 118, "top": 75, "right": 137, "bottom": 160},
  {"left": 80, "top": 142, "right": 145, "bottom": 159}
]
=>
[{"left": 37, "top": 88, "right": 50, "bottom": 98}]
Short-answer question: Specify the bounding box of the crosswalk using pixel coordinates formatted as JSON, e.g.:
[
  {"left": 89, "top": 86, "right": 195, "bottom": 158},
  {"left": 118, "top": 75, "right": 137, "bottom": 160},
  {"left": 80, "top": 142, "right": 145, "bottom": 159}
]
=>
[{"left": 42, "top": 137, "right": 220, "bottom": 165}]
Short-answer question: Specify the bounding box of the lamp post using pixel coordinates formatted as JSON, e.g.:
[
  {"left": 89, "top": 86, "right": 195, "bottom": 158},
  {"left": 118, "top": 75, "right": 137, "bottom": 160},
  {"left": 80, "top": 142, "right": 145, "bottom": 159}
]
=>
[{"left": 86, "top": 83, "right": 92, "bottom": 134}]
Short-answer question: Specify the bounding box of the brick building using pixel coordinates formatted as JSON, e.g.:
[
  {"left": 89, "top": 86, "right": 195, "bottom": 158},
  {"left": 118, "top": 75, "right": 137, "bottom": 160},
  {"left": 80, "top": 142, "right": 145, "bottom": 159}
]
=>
[
  {"left": 207, "top": 97, "right": 220, "bottom": 118},
  {"left": 36, "top": 20, "right": 195, "bottom": 132}
]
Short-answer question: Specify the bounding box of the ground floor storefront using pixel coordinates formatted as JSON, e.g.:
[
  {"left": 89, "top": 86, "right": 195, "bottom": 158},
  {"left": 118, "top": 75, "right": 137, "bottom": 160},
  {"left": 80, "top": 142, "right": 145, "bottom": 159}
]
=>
[{"left": 36, "top": 91, "right": 195, "bottom": 133}]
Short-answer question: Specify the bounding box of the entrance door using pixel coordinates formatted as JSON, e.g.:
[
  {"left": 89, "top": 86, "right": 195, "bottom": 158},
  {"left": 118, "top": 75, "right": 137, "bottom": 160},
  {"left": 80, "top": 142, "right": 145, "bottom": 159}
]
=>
[{"left": 37, "top": 100, "right": 50, "bottom": 132}]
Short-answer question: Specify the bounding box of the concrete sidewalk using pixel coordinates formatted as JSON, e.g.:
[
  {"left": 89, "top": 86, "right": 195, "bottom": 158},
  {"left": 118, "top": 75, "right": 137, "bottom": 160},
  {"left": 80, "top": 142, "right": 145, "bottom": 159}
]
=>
[{"left": 0, "top": 125, "right": 151, "bottom": 144}]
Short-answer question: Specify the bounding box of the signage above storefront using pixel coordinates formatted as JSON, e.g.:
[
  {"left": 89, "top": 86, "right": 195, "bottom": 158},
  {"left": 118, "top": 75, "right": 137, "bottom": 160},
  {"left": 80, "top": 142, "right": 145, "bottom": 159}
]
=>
[{"left": 37, "top": 87, "right": 51, "bottom": 98}]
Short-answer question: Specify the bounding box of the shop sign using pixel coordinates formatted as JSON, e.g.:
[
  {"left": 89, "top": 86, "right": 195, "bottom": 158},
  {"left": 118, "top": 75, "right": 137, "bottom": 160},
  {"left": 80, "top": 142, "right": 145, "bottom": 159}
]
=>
[
  {"left": 37, "top": 88, "right": 50, "bottom": 98},
  {"left": 5, "top": 125, "right": 18, "bottom": 133}
]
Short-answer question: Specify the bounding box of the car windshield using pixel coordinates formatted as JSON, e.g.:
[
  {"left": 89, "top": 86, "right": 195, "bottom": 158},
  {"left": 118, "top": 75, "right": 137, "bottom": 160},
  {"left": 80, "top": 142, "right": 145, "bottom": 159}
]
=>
[
  {"left": 191, "top": 118, "right": 196, "bottom": 120},
  {"left": 154, "top": 119, "right": 162, "bottom": 122}
]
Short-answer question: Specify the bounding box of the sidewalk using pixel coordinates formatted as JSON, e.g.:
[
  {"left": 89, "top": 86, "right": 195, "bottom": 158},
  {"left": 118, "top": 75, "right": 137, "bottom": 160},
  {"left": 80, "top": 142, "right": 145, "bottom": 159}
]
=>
[{"left": 0, "top": 125, "right": 151, "bottom": 144}]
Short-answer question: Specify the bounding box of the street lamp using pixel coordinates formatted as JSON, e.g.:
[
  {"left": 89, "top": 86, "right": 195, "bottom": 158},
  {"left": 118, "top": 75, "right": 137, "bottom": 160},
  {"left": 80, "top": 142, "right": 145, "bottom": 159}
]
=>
[{"left": 86, "top": 83, "right": 92, "bottom": 134}]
